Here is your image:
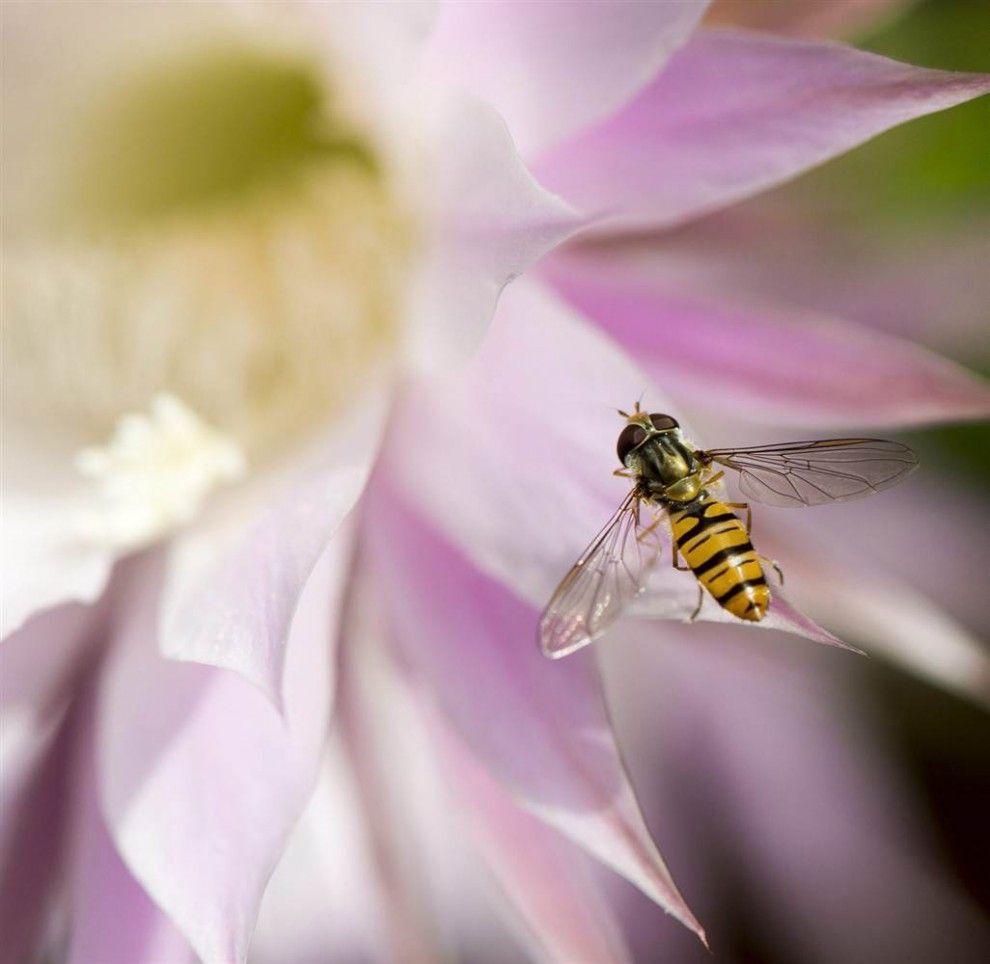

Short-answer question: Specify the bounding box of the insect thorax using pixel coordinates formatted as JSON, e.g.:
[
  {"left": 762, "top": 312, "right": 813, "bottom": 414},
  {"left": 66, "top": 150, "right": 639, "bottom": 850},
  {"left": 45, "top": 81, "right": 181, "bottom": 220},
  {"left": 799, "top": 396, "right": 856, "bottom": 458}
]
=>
[{"left": 631, "top": 434, "right": 703, "bottom": 504}]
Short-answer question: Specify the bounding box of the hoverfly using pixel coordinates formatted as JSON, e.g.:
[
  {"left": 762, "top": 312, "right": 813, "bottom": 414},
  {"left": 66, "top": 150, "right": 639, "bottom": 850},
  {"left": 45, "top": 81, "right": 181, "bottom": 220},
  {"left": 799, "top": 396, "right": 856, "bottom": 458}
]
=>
[{"left": 538, "top": 403, "right": 918, "bottom": 658}]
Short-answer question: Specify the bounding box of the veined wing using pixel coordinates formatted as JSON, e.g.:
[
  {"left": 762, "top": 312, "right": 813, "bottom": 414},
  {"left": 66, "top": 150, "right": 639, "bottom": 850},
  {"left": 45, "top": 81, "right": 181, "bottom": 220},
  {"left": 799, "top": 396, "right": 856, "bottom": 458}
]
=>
[
  {"left": 696, "top": 438, "right": 918, "bottom": 508},
  {"left": 539, "top": 491, "right": 665, "bottom": 659}
]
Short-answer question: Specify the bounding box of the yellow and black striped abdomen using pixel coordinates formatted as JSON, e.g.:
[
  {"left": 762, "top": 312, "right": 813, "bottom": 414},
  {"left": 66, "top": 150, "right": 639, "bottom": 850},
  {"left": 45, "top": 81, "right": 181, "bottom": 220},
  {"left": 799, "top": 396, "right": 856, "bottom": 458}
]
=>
[{"left": 671, "top": 500, "right": 769, "bottom": 621}]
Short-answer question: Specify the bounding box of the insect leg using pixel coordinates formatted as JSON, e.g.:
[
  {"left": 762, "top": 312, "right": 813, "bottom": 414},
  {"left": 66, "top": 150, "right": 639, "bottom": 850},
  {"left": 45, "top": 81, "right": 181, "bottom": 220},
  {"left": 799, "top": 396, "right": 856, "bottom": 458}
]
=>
[
  {"left": 688, "top": 585, "right": 704, "bottom": 621},
  {"left": 702, "top": 470, "right": 725, "bottom": 488},
  {"left": 759, "top": 555, "right": 785, "bottom": 586},
  {"left": 720, "top": 502, "right": 780, "bottom": 583},
  {"left": 724, "top": 501, "right": 752, "bottom": 535},
  {"left": 637, "top": 515, "right": 664, "bottom": 544},
  {"left": 613, "top": 468, "right": 635, "bottom": 478}
]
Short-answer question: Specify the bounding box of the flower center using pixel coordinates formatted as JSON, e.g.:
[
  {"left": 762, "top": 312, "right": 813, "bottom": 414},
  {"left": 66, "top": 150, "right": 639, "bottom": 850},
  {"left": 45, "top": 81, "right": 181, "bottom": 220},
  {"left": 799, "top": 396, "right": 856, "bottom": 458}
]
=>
[
  {"left": 64, "top": 46, "right": 378, "bottom": 230},
  {"left": 3, "top": 40, "right": 413, "bottom": 546}
]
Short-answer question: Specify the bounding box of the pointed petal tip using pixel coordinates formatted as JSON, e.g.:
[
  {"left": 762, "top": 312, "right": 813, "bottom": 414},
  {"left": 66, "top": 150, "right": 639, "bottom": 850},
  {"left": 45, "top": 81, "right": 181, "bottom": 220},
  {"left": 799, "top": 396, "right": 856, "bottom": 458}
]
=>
[
  {"left": 676, "top": 903, "right": 709, "bottom": 949},
  {"left": 366, "top": 472, "right": 710, "bottom": 942},
  {"left": 537, "top": 29, "right": 990, "bottom": 231}
]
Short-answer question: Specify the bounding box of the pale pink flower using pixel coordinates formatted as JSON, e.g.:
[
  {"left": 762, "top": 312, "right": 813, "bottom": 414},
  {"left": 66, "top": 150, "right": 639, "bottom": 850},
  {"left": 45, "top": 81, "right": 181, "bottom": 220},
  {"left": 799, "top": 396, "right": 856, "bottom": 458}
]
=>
[{"left": 2, "top": 2, "right": 988, "bottom": 962}]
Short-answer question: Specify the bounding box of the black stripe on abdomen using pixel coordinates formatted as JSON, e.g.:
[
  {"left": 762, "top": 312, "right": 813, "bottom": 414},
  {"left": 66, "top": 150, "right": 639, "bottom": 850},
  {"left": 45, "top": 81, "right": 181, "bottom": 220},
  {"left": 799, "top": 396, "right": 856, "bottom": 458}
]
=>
[
  {"left": 716, "top": 576, "right": 768, "bottom": 605},
  {"left": 675, "top": 512, "right": 736, "bottom": 547},
  {"left": 693, "top": 544, "right": 752, "bottom": 578}
]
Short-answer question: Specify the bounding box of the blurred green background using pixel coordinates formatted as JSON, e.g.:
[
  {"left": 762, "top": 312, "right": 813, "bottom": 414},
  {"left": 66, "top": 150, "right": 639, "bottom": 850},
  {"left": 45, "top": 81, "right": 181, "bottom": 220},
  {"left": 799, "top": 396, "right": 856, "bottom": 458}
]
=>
[{"left": 799, "top": 0, "right": 990, "bottom": 479}]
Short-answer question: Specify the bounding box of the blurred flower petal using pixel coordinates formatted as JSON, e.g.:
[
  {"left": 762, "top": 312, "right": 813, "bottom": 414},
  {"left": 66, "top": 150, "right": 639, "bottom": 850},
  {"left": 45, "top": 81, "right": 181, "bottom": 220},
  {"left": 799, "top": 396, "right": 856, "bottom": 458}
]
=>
[
  {"left": 424, "top": 0, "right": 709, "bottom": 157},
  {"left": 801, "top": 228, "right": 990, "bottom": 360},
  {"left": 632, "top": 582, "right": 856, "bottom": 655},
  {"left": 158, "top": 392, "right": 383, "bottom": 707},
  {"left": 0, "top": 602, "right": 107, "bottom": 961},
  {"left": 427, "top": 711, "right": 632, "bottom": 963},
  {"left": 705, "top": 0, "right": 911, "bottom": 38},
  {"left": 543, "top": 251, "right": 990, "bottom": 426},
  {"left": 337, "top": 573, "right": 473, "bottom": 964},
  {"left": 68, "top": 711, "right": 195, "bottom": 964},
  {"left": 242, "top": 734, "right": 390, "bottom": 964},
  {"left": 602, "top": 625, "right": 990, "bottom": 962},
  {"left": 804, "top": 567, "right": 990, "bottom": 707},
  {"left": 409, "top": 93, "right": 585, "bottom": 369},
  {"left": 365, "top": 476, "right": 706, "bottom": 944},
  {"left": 535, "top": 30, "right": 990, "bottom": 230},
  {"left": 0, "top": 601, "right": 104, "bottom": 715},
  {"left": 1, "top": 508, "right": 112, "bottom": 640},
  {"left": 598, "top": 205, "right": 990, "bottom": 362},
  {"left": 758, "top": 512, "right": 990, "bottom": 706},
  {"left": 789, "top": 479, "right": 990, "bottom": 637},
  {"left": 1, "top": 443, "right": 115, "bottom": 639},
  {"left": 98, "top": 543, "right": 344, "bottom": 963},
  {"left": 346, "top": 557, "right": 628, "bottom": 956},
  {"left": 0, "top": 698, "right": 78, "bottom": 963}
]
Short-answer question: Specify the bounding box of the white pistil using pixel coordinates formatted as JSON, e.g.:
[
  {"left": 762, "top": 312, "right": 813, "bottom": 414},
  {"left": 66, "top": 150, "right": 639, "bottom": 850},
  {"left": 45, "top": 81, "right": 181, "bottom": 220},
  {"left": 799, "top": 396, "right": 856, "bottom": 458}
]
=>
[{"left": 74, "top": 393, "right": 246, "bottom": 550}]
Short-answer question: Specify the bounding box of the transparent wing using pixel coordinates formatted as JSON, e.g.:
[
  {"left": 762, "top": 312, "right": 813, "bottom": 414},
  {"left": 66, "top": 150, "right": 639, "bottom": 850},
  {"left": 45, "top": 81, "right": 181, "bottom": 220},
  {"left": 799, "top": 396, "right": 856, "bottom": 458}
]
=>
[
  {"left": 539, "top": 491, "right": 666, "bottom": 659},
  {"left": 697, "top": 438, "right": 918, "bottom": 507}
]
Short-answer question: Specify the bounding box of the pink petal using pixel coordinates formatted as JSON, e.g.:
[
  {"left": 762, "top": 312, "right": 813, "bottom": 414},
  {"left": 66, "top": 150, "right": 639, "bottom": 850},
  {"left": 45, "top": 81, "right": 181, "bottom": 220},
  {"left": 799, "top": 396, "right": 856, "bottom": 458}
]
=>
[
  {"left": 0, "top": 602, "right": 106, "bottom": 961},
  {"left": 385, "top": 279, "right": 850, "bottom": 649},
  {"left": 794, "top": 478, "right": 990, "bottom": 637},
  {"left": 0, "top": 601, "right": 103, "bottom": 714},
  {"left": 631, "top": 573, "right": 857, "bottom": 656},
  {"left": 158, "top": 394, "right": 382, "bottom": 708},
  {"left": 68, "top": 711, "right": 195, "bottom": 964},
  {"left": 98, "top": 542, "right": 345, "bottom": 963},
  {"left": 341, "top": 584, "right": 631, "bottom": 959},
  {"left": 810, "top": 228, "right": 990, "bottom": 358},
  {"left": 363, "top": 473, "right": 706, "bottom": 944},
  {"left": 598, "top": 203, "right": 990, "bottom": 359},
  {"left": 535, "top": 30, "right": 990, "bottom": 230},
  {"left": 756, "top": 503, "right": 990, "bottom": 706},
  {"left": 338, "top": 578, "right": 527, "bottom": 961},
  {"left": 410, "top": 93, "right": 584, "bottom": 369},
  {"left": 801, "top": 566, "right": 990, "bottom": 706},
  {"left": 592, "top": 199, "right": 990, "bottom": 360},
  {"left": 705, "top": 0, "right": 911, "bottom": 38},
  {"left": 427, "top": 711, "right": 632, "bottom": 963},
  {"left": 0, "top": 698, "right": 77, "bottom": 963},
  {"left": 424, "top": 0, "right": 708, "bottom": 158},
  {"left": 242, "top": 736, "right": 390, "bottom": 964},
  {"left": 543, "top": 250, "right": 990, "bottom": 426}
]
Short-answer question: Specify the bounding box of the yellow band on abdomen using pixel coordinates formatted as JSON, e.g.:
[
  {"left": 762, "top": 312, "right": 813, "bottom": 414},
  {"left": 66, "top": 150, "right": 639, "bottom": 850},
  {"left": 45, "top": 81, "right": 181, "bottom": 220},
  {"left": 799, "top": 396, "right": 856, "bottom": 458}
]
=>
[{"left": 671, "top": 500, "right": 769, "bottom": 621}]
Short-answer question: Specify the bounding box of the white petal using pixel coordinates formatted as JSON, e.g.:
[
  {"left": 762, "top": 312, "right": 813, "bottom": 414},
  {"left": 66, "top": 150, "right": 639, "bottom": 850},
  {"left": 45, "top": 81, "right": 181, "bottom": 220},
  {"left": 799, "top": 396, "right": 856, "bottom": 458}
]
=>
[
  {"left": 158, "top": 388, "right": 386, "bottom": 706},
  {"left": 98, "top": 540, "right": 345, "bottom": 963},
  {"left": 424, "top": 0, "right": 709, "bottom": 157},
  {"left": 1, "top": 438, "right": 115, "bottom": 639}
]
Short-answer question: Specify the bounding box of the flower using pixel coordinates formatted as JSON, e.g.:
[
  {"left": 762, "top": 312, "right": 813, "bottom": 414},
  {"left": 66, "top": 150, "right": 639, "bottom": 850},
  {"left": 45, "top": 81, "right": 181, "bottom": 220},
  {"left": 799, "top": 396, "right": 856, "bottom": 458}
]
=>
[{"left": 2, "top": 2, "right": 988, "bottom": 962}]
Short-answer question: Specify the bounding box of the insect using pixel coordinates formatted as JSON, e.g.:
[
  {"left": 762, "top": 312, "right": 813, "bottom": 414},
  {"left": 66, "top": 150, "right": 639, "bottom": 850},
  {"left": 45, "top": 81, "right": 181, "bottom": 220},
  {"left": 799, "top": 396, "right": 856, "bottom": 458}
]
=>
[{"left": 538, "top": 403, "right": 918, "bottom": 659}]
